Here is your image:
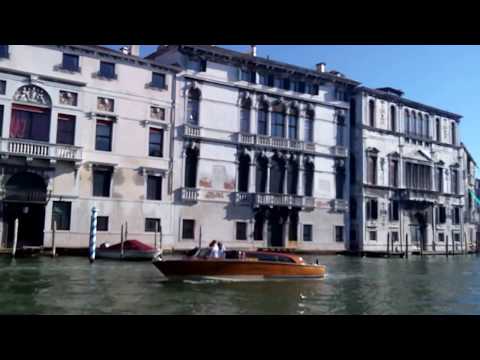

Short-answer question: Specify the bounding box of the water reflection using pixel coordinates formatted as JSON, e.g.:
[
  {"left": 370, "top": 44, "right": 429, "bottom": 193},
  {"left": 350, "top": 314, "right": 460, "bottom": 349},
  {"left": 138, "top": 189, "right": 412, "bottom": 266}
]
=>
[{"left": 1, "top": 255, "right": 480, "bottom": 314}]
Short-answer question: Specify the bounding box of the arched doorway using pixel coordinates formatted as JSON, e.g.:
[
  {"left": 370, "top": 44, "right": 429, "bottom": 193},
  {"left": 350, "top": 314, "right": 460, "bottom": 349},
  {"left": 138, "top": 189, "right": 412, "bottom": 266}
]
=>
[
  {"left": 4, "top": 171, "right": 47, "bottom": 247},
  {"left": 410, "top": 211, "right": 427, "bottom": 251}
]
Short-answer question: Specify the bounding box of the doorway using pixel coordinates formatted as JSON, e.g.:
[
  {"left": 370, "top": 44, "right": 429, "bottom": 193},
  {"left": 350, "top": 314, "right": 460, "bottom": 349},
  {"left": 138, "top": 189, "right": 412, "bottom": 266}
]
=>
[{"left": 3, "top": 171, "right": 47, "bottom": 248}]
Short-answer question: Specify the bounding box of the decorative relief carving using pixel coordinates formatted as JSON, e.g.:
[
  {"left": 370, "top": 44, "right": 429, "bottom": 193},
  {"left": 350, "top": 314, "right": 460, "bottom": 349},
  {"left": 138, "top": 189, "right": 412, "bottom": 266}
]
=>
[
  {"left": 13, "top": 85, "right": 51, "bottom": 106},
  {"left": 59, "top": 90, "right": 78, "bottom": 106},
  {"left": 150, "top": 106, "right": 165, "bottom": 120},
  {"left": 97, "top": 97, "right": 114, "bottom": 112}
]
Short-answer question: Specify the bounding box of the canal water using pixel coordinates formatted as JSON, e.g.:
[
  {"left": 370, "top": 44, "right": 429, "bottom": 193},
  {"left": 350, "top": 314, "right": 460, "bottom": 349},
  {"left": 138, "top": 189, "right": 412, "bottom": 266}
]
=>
[{"left": 1, "top": 254, "right": 480, "bottom": 314}]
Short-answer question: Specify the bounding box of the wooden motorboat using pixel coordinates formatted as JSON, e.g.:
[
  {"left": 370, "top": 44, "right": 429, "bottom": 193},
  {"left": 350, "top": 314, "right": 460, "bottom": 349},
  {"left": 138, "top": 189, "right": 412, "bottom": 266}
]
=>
[
  {"left": 97, "top": 240, "right": 161, "bottom": 260},
  {"left": 152, "top": 249, "right": 326, "bottom": 280}
]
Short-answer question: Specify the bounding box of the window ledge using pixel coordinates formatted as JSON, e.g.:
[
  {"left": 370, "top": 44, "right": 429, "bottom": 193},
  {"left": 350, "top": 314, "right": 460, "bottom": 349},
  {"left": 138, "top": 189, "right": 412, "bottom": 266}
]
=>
[
  {"left": 92, "top": 72, "right": 118, "bottom": 81},
  {"left": 142, "top": 119, "right": 168, "bottom": 128},
  {"left": 145, "top": 83, "right": 168, "bottom": 91},
  {"left": 53, "top": 64, "right": 81, "bottom": 74}
]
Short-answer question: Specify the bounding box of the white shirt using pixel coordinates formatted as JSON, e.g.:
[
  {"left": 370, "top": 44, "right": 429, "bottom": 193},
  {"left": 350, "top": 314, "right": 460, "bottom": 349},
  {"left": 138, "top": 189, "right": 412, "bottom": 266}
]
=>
[{"left": 210, "top": 244, "right": 219, "bottom": 258}]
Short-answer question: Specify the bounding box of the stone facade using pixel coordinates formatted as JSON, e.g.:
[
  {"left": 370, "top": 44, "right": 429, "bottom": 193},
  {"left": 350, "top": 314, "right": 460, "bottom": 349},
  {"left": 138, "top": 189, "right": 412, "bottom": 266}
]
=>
[{"left": 0, "top": 44, "right": 476, "bottom": 252}]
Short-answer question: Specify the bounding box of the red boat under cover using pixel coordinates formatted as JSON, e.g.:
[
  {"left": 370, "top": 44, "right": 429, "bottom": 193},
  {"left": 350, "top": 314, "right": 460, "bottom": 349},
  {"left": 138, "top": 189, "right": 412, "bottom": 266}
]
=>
[{"left": 101, "top": 240, "right": 155, "bottom": 251}]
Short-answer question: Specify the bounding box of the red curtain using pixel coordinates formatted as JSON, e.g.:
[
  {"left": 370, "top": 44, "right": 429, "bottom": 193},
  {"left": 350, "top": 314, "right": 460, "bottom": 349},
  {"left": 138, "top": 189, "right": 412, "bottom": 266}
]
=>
[
  {"left": 10, "top": 109, "right": 29, "bottom": 138},
  {"left": 10, "top": 105, "right": 50, "bottom": 141}
]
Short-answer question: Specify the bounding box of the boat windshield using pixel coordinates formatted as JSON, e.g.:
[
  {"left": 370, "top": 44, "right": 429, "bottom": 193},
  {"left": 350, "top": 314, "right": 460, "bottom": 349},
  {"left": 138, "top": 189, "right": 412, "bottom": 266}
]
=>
[{"left": 248, "top": 253, "right": 296, "bottom": 263}]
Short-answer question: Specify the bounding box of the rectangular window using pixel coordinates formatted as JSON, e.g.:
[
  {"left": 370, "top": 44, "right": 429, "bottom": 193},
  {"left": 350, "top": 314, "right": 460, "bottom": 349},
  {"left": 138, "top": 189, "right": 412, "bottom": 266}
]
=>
[
  {"left": 259, "top": 73, "right": 268, "bottom": 86},
  {"left": 310, "top": 84, "right": 319, "bottom": 95},
  {"left": 240, "top": 69, "right": 255, "bottom": 83},
  {"left": 437, "top": 206, "right": 447, "bottom": 224},
  {"left": 10, "top": 106, "right": 50, "bottom": 142},
  {"left": 147, "top": 175, "right": 162, "bottom": 201},
  {"left": 436, "top": 118, "right": 441, "bottom": 142},
  {"left": 367, "top": 155, "right": 377, "bottom": 185},
  {"left": 0, "top": 45, "right": 9, "bottom": 58},
  {"left": 298, "top": 82, "right": 306, "bottom": 93},
  {"left": 56, "top": 114, "right": 75, "bottom": 145},
  {"left": 304, "top": 118, "right": 314, "bottom": 143},
  {"left": 0, "top": 80, "right": 5, "bottom": 95},
  {"left": 282, "top": 78, "right": 290, "bottom": 90},
  {"left": 150, "top": 106, "right": 165, "bottom": 120},
  {"left": 236, "top": 222, "right": 248, "bottom": 240},
  {"left": 303, "top": 224, "right": 312, "bottom": 242},
  {"left": 95, "top": 120, "right": 112, "bottom": 151},
  {"left": 436, "top": 167, "right": 443, "bottom": 192},
  {"left": 151, "top": 72, "right": 166, "bottom": 88},
  {"left": 99, "top": 61, "right": 116, "bottom": 79},
  {"left": 93, "top": 168, "right": 112, "bottom": 197},
  {"left": 369, "top": 231, "right": 377, "bottom": 241},
  {"left": 454, "top": 232, "right": 460, "bottom": 242},
  {"left": 366, "top": 199, "right": 378, "bottom": 220},
  {"left": 451, "top": 169, "right": 459, "bottom": 194},
  {"left": 258, "top": 109, "right": 268, "bottom": 135},
  {"left": 145, "top": 218, "right": 161, "bottom": 232},
  {"left": 288, "top": 115, "right": 298, "bottom": 140},
  {"left": 453, "top": 207, "right": 460, "bottom": 225},
  {"left": 0, "top": 105, "right": 3, "bottom": 137},
  {"left": 267, "top": 74, "right": 274, "bottom": 87},
  {"left": 271, "top": 112, "right": 285, "bottom": 138},
  {"left": 389, "top": 159, "right": 399, "bottom": 187},
  {"left": 62, "top": 53, "right": 79, "bottom": 72},
  {"left": 97, "top": 216, "right": 109, "bottom": 231},
  {"left": 148, "top": 128, "right": 164, "bottom": 157},
  {"left": 182, "top": 219, "right": 195, "bottom": 239},
  {"left": 52, "top": 201, "right": 71, "bottom": 231},
  {"left": 389, "top": 200, "right": 399, "bottom": 221},
  {"left": 391, "top": 232, "right": 399, "bottom": 243},
  {"left": 200, "top": 59, "right": 207, "bottom": 72},
  {"left": 335, "top": 226, "right": 344, "bottom": 242},
  {"left": 438, "top": 233, "right": 445, "bottom": 242}
]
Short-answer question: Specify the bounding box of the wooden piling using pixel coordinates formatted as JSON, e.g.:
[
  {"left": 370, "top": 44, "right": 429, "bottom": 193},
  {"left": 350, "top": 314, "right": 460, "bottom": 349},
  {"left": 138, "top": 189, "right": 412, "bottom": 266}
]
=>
[
  {"left": 405, "top": 234, "right": 409, "bottom": 259},
  {"left": 452, "top": 235, "right": 455, "bottom": 256},
  {"left": 120, "top": 223, "right": 125, "bottom": 259},
  {"left": 154, "top": 222, "right": 157, "bottom": 249},
  {"left": 446, "top": 236, "right": 449, "bottom": 258},
  {"left": 52, "top": 220, "right": 57, "bottom": 257},
  {"left": 12, "top": 218, "right": 19, "bottom": 258},
  {"left": 158, "top": 222, "right": 162, "bottom": 250},
  {"left": 387, "top": 233, "right": 390, "bottom": 257}
]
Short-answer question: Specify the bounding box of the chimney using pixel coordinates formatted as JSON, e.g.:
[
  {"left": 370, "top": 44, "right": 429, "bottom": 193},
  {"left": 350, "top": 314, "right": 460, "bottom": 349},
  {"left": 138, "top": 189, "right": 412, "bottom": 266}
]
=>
[
  {"left": 316, "top": 62, "right": 326, "bottom": 73},
  {"left": 250, "top": 45, "right": 257, "bottom": 57},
  {"left": 129, "top": 45, "right": 140, "bottom": 57},
  {"left": 120, "top": 46, "right": 129, "bottom": 55}
]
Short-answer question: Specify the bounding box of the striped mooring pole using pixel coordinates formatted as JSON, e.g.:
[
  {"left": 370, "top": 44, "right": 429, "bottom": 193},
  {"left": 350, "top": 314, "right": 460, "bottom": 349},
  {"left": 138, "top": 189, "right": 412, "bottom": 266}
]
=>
[{"left": 89, "top": 207, "right": 98, "bottom": 263}]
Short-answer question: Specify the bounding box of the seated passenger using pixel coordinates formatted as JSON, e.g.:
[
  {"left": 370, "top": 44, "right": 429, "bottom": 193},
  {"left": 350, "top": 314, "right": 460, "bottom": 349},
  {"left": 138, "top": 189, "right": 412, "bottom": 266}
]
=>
[
  {"left": 208, "top": 240, "right": 219, "bottom": 258},
  {"left": 218, "top": 242, "right": 226, "bottom": 258}
]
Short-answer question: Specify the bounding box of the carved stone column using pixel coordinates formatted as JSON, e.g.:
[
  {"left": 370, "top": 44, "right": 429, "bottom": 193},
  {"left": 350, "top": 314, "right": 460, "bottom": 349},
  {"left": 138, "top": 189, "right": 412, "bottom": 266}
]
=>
[{"left": 298, "top": 155, "right": 304, "bottom": 196}]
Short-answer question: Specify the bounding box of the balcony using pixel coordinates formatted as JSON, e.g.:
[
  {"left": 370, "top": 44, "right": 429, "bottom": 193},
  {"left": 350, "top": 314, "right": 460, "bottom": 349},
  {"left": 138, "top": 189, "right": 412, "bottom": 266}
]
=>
[
  {"left": 0, "top": 138, "right": 82, "bottom": 162},
  {"left": 397, "top": 188, "right": 439, "bottom": 203},
  {"left": 2, "top": 190, "right": 47, "bottom": 203},
  {"left": 330, "top": 145, "right": 348, "bottom": 157},
  {"left": 236, "top": 133, "right": 317, "bottom": 154},
  {"left": 253, "top": 193, "right": 315, "bottom": 210},
  {"left": 331, "top": 199, "right": 348, "bottom": 212},
  {"left": 184, "top": 124, "right": 201, "bottom": 138},
  {"left": 181, "top": 187, "right": 199, "bottom": 202}
]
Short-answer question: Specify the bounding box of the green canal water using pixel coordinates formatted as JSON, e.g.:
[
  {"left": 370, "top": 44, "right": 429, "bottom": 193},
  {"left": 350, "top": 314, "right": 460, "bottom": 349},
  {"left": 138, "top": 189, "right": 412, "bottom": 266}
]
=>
[{"left": 1, "top": 254, "right": 480, "bottom": 314}]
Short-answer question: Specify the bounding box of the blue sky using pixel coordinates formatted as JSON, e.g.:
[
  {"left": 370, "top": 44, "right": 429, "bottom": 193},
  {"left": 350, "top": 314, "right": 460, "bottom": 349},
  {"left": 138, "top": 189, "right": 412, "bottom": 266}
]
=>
[{"left": 107, "top": 45, "right": 480, "bottom": 164}]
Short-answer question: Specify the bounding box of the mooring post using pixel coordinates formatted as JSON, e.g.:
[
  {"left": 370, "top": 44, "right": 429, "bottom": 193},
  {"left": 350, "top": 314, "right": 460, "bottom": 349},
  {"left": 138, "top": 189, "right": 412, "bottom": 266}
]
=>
[
  {"left": 158, "top": 223, "right": 162, "bottom": 250},
  {"left": 52, "top": 220, "right": 57, "bottom": 257},
  {"left": 446, "top": 236, "right": 449, "bottom": 258},
  {"left": 120, "top": 223, "right": 124, "bottom": 259},
  {"left": 12, "top": 218, "right": 19, "bottom": 258},
  {"left": 199, "top": 226, "right": 202, "bottom": 249},
  {"left": 405, "top": 234, "right": 409, "bottom": 259},
  {"left": 88, "top": 207, "right": 97, "bottom": 263},
  {"left": 154, "top": 222, "right": 157, "bottom": 250},
  {"left": 452, "top": 236, "right": 455, "bottom": 256},
  {"left": 387, "top": 233, "right": 390, "bottom": 258}
]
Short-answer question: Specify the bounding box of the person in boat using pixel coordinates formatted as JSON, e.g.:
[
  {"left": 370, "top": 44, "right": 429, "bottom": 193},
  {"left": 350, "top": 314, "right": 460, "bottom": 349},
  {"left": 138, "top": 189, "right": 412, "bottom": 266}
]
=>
[
  {"left": 208, "top": 240, "right": 219, "bottom": 258},
  {"left": 218, "top": 242, "right": 226, "bottom": 258}
]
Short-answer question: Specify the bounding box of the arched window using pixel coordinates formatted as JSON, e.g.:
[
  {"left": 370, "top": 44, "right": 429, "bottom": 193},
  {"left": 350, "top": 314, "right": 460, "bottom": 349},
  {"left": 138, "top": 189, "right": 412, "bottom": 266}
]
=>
[
  {"left": 257, "top": 101, "right": 269, "bottom": 136},
  {"left": 417, "top": 113, "right": 423, "bottom": 137},
  {"left": 271, "top": 102, "right": 286, "bottom": 138},
  {"left": 237, "top": 153, "right": 250, "bottom": 192},
  {"left": 411, "top": 112, "right": 416, "bottom": 135},
  {"left": 436, "top": 118, "right": 441, "bottom": 142},
  {"left": 390, "top": 105, "right": 396, "bottom": 132},
  {"left": 187, "top": 88, "right": 201, "bottom": 125},
  {"left": 424, "top": 115, "right": 430, "bottom": 138},
  {"left": 287, "top": 158, "right": 299, "bottom": 195},
  {"left": 368, "top": 99, "right": 375, "bottom": 127},
  {"left": 451, "top": 122, "right": 456, "bottom": 145},
  {"left": 288, "top": 107, "right": 299, "bottom": 140},
  {"left": 184, "top": 146, "right": 199, "bottom": 188},
  {"left": 240, "top": 97, "right": 251, "bottom": 134},
  {"left": 304, "top": 109, "right": 314, "bottom": 143},
  {"left": 256, "top": 156, "right": 268, "bottom": 193},
  {"left": 269, "top": 155, "right": 286, "bottom": 194},
  {"left": 404, "top": 109, "right": 410, "bottom": 135},
  {"left": 304, "top": 161, "right": 314, "bottom": 197}
]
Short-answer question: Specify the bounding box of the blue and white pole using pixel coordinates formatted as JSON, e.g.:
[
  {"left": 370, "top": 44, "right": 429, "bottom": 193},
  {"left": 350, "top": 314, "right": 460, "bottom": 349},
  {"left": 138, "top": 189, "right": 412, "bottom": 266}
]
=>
[{"left": 89, "top": 207, "right": 98, "bottom": 263}]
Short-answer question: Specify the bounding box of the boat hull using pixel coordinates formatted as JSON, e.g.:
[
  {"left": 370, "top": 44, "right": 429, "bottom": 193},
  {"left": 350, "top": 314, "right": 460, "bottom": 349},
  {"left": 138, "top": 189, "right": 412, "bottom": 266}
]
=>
[
  {"left": 153, "top": 259, "right": 326, "bottom": 279},
  {"left": 96, "top": 249, "right": 160, "bottom": 260}
]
